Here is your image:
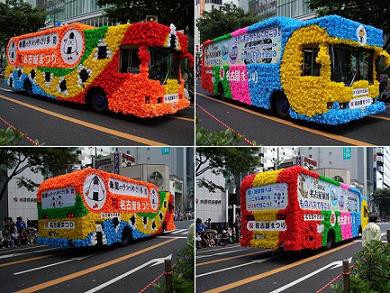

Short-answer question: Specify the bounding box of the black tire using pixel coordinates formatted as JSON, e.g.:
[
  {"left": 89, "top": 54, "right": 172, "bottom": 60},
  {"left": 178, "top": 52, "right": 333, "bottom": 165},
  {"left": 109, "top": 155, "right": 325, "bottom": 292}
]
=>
[
  {"left": 89, "top": 89, "right": 108, "bottom": 113},
  {"left": 24, "top": 79, "right": 33, "bottom": 96},
  {"left": 218, "top": 83, "right": 224, "bottom": 99},
  {"left": 326, "top": 231, "right": 335, "bottom": 249},
  {"left": 121, "top": 227, "right": 132, "bottom": 246},
  {"left": 273, "top": 92, "right": 290, "bottom": 119}
]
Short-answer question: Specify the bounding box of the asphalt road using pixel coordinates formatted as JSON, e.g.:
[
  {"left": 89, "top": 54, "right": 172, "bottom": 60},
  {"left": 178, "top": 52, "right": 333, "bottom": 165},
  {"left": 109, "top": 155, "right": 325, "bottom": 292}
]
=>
[
  {"left": 0, "top": 220, "right": 192, "bottom": 293},
  {"left": 196, "top": 80, "right": 390, "bottom": 146},
  {"left": 0, "top": 85, "right": 194, "bottom": 146},
  {"left": 195, "top": 223, "right": 390, "bottom": 293}
]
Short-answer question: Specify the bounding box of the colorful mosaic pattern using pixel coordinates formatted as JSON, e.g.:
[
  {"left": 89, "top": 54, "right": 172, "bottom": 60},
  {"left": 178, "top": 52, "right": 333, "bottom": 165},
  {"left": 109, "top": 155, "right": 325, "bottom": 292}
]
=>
[
  {"left": 240, "top": 166, "right": 367, "bottom": 251},
  {"left": 4, "top": 22, "right": 190, "bottom": 118},
  {"left": 36, "top": 169, "right": 175, "bottom": 248},
  {"left": 201, "top": 15, "right": 390, "bottom": 124}
]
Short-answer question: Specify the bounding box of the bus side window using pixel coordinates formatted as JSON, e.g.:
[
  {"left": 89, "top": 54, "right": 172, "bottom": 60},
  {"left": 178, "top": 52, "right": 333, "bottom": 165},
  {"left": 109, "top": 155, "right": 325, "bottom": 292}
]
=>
[
  {"left": 302, "top": 47, "right": 321, "bottom": 76},
  {"left": 119, "top": 47, "right": 140, "bottom": 74}
]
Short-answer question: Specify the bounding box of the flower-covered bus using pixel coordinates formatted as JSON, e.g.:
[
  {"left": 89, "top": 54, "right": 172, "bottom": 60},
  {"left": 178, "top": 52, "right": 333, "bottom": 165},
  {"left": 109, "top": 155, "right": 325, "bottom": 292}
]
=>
[
  {"left": 36, "top": 168, "right": 175, "bottom": 248},
  {"left": 4, "top": 21, "right": 191, "bottom": 118},
  {"left": 201, "top": 15, "right": 390, "bottom": 125},
  {"left": 240, "top": 166, "right": 368, "bottom": 251}
]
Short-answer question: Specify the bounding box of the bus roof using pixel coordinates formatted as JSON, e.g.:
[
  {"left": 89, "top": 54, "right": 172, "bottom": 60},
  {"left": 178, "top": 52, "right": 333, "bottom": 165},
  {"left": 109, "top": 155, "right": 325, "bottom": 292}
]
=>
[
  {"left": 204, "top": 15, "right": 383, "bottom": 48},
  {"left": 37, "top": 168, "right": 156, "bottom": 200}
]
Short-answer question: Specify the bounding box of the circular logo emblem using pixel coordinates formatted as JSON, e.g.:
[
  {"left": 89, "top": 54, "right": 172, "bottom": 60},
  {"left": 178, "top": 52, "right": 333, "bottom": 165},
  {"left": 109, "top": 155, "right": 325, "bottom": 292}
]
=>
[
  {"left": 83, "top": 174, "right": 106, "bottom": 210},
  {"left": 60, "top": 29, "right": 84, "bottom": 65},
  {"left": 150, "top": 188, "right": 159, "bottom": 211},
  {"left": 7, "top": 40, "right": 17, "bottom": 64},
  {"left": 356, "top": 25, "right": 367, "bottom": 45}
]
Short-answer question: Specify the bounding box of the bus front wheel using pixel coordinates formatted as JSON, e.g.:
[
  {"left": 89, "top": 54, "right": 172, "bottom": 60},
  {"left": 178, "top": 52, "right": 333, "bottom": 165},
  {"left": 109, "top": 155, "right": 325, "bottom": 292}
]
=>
[
  {"left": 272, "top": 92, "right": 290, "bottom": 119},
  {"left": 89, "top": 89, "right": 108, "bottom": 113},
  {"left": 24, "top": 79, "right": 33, "bottom": 96}
]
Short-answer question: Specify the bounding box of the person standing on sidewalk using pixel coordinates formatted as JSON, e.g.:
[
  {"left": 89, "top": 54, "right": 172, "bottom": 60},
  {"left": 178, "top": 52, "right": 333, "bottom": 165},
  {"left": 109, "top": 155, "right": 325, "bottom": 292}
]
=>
[{"left": 362, "top": 215, "right": 381, "bottom": 246}]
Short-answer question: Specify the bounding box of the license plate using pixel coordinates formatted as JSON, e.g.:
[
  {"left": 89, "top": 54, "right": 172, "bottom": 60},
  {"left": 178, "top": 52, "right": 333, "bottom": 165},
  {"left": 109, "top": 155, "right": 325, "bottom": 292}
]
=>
[
  {"left": 349, "top": 97, "right": 372, "bottom": 109},
  {"left": 164, "top": 94, "right": 179, "bottom": 103}
]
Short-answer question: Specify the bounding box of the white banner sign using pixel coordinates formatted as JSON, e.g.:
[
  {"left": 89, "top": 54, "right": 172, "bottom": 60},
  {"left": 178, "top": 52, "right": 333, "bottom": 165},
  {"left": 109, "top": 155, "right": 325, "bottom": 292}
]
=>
[
  {"left": 298, "top": 174, "right": 359, "bottom": 212},
  {"left": 247, "top": 220, "right": 286, "bottom": 231},
  {"left": 41, "top": 187, "right": 76, "bottom": 209},
  {"left": 246, "top": 183, "right": 288, "bottom": 211},
  {"left": 18, "top": 33, "right": 59, "bottom": 51},
  {"left": 44, "top": 221, "right": 75, "bottom": 229},
  {"left": 109, "top": 178, "right": 149, "bottom": 198}
]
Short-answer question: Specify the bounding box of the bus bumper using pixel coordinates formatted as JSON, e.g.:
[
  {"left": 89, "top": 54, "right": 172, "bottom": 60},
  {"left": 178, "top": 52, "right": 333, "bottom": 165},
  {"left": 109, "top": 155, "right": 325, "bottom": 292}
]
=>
[
  {"left": 289, "top": 101, "right": 386, "bottom": 125},
  {"left": 131, "top": 98, "right": 190, "bottom": 118}
]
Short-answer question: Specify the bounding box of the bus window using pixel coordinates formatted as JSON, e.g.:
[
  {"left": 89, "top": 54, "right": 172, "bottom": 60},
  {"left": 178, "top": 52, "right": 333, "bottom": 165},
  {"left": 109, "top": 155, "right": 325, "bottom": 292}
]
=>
[
  {"left": 302, "top": 47, "right": 321, "bottom": 76},
  {"left": 119, "top": 47, "right": 140, "bottom": 74},
  {"left": 149, "top": 47, "right": 179, "bottom": 84}
]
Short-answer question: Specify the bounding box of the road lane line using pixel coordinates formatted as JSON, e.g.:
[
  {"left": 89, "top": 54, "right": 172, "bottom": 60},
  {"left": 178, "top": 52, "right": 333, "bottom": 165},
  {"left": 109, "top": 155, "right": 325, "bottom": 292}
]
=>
[
  {"left": 202, "top": 240, "right": 357, "bottom": 293},
  {"left": 196, "top": 245, "right": 241, "bottom": 254},
  {"left": 0, "top": 247, "right": 58, "bottom": 260},
  {"left": 0, "top": 94, "right": 166, "bottom": 146},
  {"left": 0, "top": 254, "right": 55, "bottom": 268},
  {"left": 196, "top": 248, "right": 248, "bottom": 259},
  {"left": 197, "top": 256, "right": 278, "bottom": 278},
  {"left": 168, "top": 115, "right": 194, "bottom": 122},
  {"left": 157, "top": 235, "right": 187, "bottom": 239},
  {"left": 196, "top": 251, "right": 267, "bottom": 267},
  {"left": 15, "top": 238, "right": 177, "bottom": 293},
  {"left": 171, "top": 229, "right": 188, "bottom": 234},
  {"left": 13, "top": 259, "right": 75, "bottom": 275},
  {"left": 370, "top": 115, "right": 390, "bottom": 121},
  {"left": 198, "top": 93, "right": 374, "bottom": 146},
  {"left": 0, "top": 245, "right": 45, "bottom": 254}
]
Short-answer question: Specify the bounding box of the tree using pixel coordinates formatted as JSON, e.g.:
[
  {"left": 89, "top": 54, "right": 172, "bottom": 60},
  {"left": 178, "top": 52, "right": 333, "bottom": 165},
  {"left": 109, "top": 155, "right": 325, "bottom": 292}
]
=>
[
  {"left": 0, "top": 0, "right": 46, "bottom": 67},
  {"left": 97, "top": 0, "right": 193, "bottom": 35},
  {"left": 0, "top": 148, "right": 78, "bottom": 204},
  {"left": 196, "top": 3, "right": 260, "bottom": 43},
  {"left": 196, "top": 147, "right": 259, "bottom": 206},
  {"left": 196, "top": 124, "right": 255, "bottom": 146},
  {"left": 371, "top": 188, "right": 390, "bottom": 217},
  {"left": 308, "top": 0, "right": 390, "bottom": 50}
]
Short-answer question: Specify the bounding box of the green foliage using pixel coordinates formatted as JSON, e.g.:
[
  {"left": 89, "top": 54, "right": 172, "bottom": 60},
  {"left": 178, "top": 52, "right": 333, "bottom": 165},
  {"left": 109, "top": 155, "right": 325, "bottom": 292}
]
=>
[
  {"left": 38, "top": 194, "right": 89, "bottom": 219},
  {"left": 371, "top": 188, "right": 390, "bottom": 217},
  {"left": 0, "top": 127, "right": 21, "bottom": 145},
  {"left": 196, "top": 3, "right": 259, "bottom": 43},
  {"left": 156, "top": 224, "right": 194, "bottom": 293},
  {"left": 0, "top": 0, "right": 46, "bottom": 59},
  {"left": 196, "top": 147, "right": 259, "bottom": 192},
  {"left": 308, "top": 0, "right": 390, "bottom": 50},
  {"left": 0, "top": 148, "right": 79, "bottom": 203},
  {"left": 196, "top": 125, "right": 244, "bottom": 147},
  {"left": 97, "top": 0, "right": 193, "bottom": 35}
]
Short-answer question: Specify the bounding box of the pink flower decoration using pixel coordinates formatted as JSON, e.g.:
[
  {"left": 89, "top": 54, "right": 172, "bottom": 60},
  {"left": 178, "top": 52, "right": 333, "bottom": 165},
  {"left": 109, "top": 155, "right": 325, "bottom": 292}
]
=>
[{"left": 229, "top": 65, "right": 252, "bottom": 105}]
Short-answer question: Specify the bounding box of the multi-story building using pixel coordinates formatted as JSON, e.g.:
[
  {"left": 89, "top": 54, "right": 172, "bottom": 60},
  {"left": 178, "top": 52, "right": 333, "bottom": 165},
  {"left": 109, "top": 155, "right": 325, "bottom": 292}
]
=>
[
  {"left": 249, "top": 0, "right": 315, "bottom": 20},
  {"left": 258, "top": 147, "right": 299, "bottom": 171},
  {"left": 38, "top": 0, "right": 114, "bottom": 27}
]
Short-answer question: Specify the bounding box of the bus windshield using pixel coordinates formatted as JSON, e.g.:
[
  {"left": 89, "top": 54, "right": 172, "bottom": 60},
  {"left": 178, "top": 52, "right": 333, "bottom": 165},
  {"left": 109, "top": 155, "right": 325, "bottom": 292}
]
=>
[
  {"left": 149, "top": 47, "right": 179, "bottom": 84},
  {"left": 330, "top": 45, "right": 374, "bottom": 85}
]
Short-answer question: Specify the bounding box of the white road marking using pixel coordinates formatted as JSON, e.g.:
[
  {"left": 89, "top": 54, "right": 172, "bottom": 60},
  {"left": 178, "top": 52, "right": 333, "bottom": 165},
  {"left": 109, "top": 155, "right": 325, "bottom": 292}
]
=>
[
  {"left": 0, "top": 245, "right": 45, "bottom": 254},
  {"left": 170, "top": 229, "right": 188, "bottom": 234},
  {"left": 0, "top": 247, "right": 58, "bottom": 260},
  {"left": 269, "top": 257, "right": 352, "bottom": 293},
  {"left": 0, "top": 87, "right": 14, "bottom": 92},
  {"left": 196, "top": 248, "right": 248, "bottom": 259},
  {"left": 196, "top": 256, "right": 277, "bottom": 278},
  {"left": 13, "top": 256, "right": 89, "bottom": 275},
  {"left": 84, "top": 255, "right": 172, "bottom": 293},
  {"left": 196, "top": 245, "right": 241, "bottom": 254},
  {"left": 157, "top": 235, "right": 187, "bottom": 239}
]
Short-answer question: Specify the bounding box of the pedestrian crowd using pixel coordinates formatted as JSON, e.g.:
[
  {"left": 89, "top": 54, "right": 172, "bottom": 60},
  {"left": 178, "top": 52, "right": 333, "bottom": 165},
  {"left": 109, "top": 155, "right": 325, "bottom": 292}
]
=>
[{"left": 0, "top": 216, "right": 37, "bottom": 248}]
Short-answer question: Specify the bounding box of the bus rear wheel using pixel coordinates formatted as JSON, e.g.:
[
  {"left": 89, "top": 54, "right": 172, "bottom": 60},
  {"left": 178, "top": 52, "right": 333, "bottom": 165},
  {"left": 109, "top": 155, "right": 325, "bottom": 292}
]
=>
[
  {"left": 121, "top": 227, "right": 132, "bottom": 246},
  {"left": 273, "top": 92, "right": 290, "bottom": 119},
  {"left": 88, "top": 89, "right": 108, "bottom": 113},
  {"left": 326, "top": 231, "right": 335, "bottom": 249},
  {"left": 217, "top": 83, "right": 224, "bottom": 99}
]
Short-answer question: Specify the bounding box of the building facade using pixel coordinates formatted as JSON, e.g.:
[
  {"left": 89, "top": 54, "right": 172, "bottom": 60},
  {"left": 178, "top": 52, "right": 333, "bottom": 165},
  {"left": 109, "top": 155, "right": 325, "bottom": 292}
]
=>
[
  {"left": 258, "top": 147, "right": 299, "bottom": 171},
  {"left": 249, "top": 0, "right": 315, "bottom": 20}
]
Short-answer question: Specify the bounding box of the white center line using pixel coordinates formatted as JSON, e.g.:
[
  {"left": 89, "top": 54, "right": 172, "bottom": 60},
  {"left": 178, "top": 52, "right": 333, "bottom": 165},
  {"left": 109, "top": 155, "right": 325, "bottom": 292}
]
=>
[{"left": 196, "top": 248, "right": 248, "bottom": 259}]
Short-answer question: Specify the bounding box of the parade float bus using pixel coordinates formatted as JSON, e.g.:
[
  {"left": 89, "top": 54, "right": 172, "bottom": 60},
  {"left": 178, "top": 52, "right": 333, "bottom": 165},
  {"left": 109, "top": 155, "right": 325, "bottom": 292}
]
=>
[
  {"left": 201, "top": 15, "right": 390, "bottom": 125},
  {"left": 240, "top": 166, "right": 368, "bottom": 251},
  {"left": 36, "top": 168, "right": 175, "bottom": 248},
  {"left": 4, "top": 21, "right": 191, "bottom": 118}
]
